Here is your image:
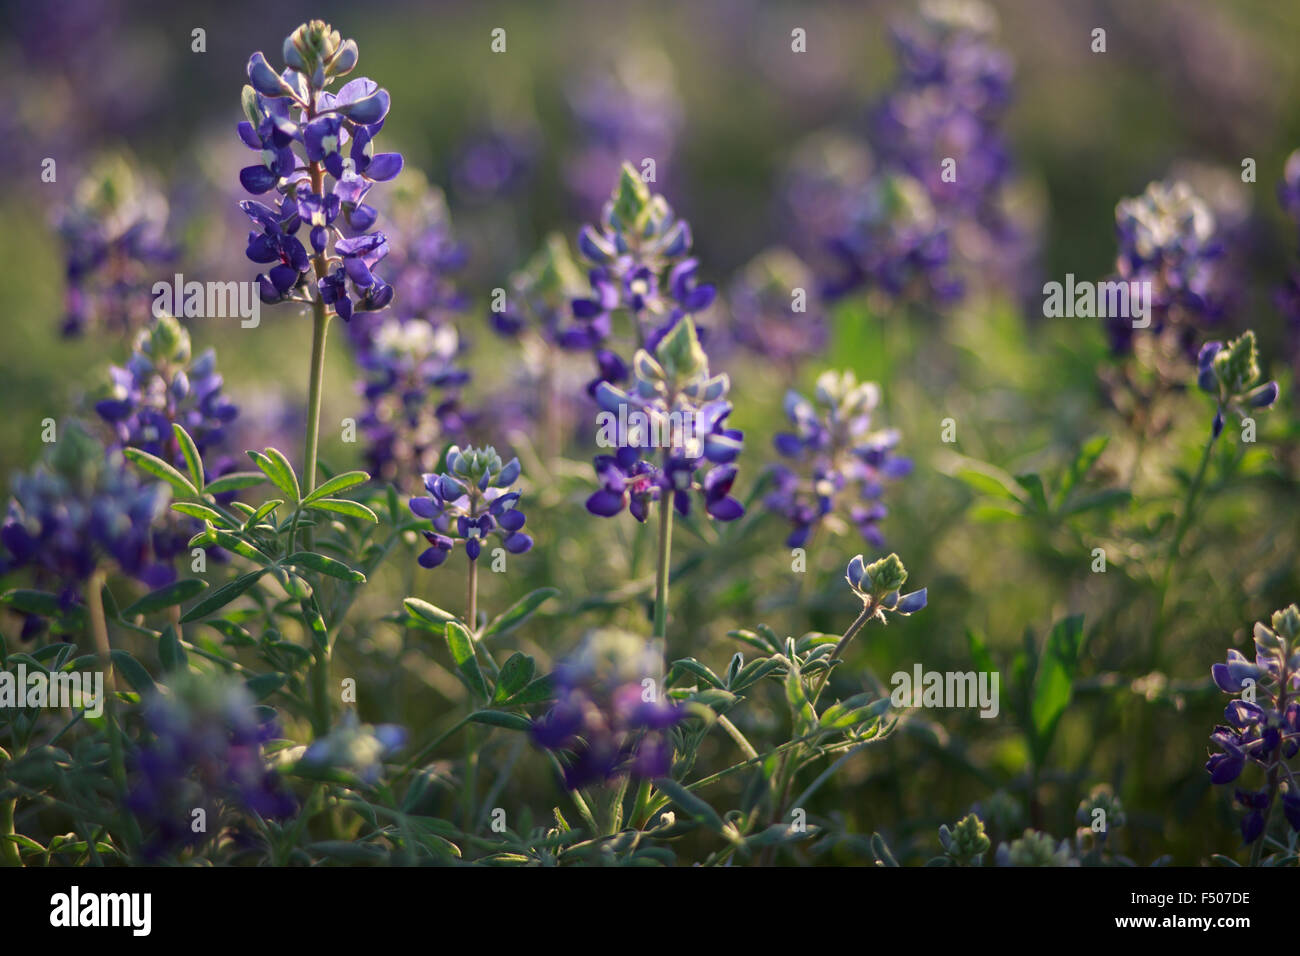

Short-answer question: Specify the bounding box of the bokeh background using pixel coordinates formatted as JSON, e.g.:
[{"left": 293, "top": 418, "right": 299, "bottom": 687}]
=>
[{"left": 4, "top": 0, "right": 1300, "bottom": 864}]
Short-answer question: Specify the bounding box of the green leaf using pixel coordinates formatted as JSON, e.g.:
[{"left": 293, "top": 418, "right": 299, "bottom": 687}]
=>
[
  {"left": 1060, "top": 489, "right": 1131, "bottom": 517},
  {"left": 729, "top": 658, "right": 782, "bottom": 692},
  {"left": 306, "top": 498, "right": 379, "bottom": 523},
  {"left": 445, "top": 621, "right": 489, "bottom": 701},
  {"left": 244, "top": 499, "right": 283, "bottom": 529},
  {"left": 211, "top": 530, "right": 275, "bottom": 565},
  {"left": 492, "top": 653, "right": 535, "bottom": 703},
  {"left": 172, "top": 423, "right": 204, "bottom": 491},
  {"left": 502, "top": 675, "right": 555, "bottom": 706},
  {"left": 124, "top": 447, "right": 197, "bottom": 497},
  {"left": 285, "top": 551, "right": 366, "bottom": 584},
  {"left": 248, "top": 449, "right": 300, "bottom": 502},
  {"left": 109, "top": 650, "right": 155, "bottom": 694},
  {"left": 469, "top": 710, "right": 532, "bottom": 732},
  {"left": 179, "top": 570, "right": 265, "bottom": 622},
  {"left": 952, "top": 461, "right": 1026, "bottom": 503},
  {"left": 1030, "top": 615, "right": 1085, "bottom": 766},
  {"left": 245, "top": 673, "right": 286, "bottom": 701},
  {"left": 121, "top": 578, "right": 208, "bottom": 617},
  {"left": 158, "top": 625, "right": 187, "bottom": 673},
  {"left": 403, "top": 598, "right": 456, "bottom": 635},
  {"left": 481, "top": 587, "right": 559, "bottom": 639},
  {"left": 668, "top": 657, "right": 724, "bottom": 689},
  {"left": 171, "top": 502, "right": 235, "bottom": 527},
  {"left": 1013, "top": 473, "right": 1047, "bottom": 513},
  {"left": 203, "top": 471, "right": 266, "bottom": 495},
  {"left": 1056, "top": 435, "right": 1109, "bottom": 508},
  {"left": 2, "top": 589, "right": 63, "bottom": 617},
  {"left": 653, "top": 778, "right": 727, "bottom": 834},
  {"left": 784, "top": 656, "right": 817, "bottom": 735},
  {"left": 303, "top": 470, "right": 369, "bottom": 504}
]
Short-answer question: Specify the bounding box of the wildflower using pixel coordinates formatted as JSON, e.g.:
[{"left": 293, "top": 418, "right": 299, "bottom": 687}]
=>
[
  {"left": 127, "top": 673, "right": 296, "bottom": 860},
  {"left": 54, "top": 154, "right": 175, "bottom": 337},
  {"left": 1107, "top": 180, "right": 1226, "bottom": 355},
  {"left": 300, "top": 714, "right": 406, "bottom": 785},
  {"left": 995, "top": 829, "right": 1074, "bottom": 867},
  {"left": 94, "top": 313, "right": 238, "bottom": 472},
  {"left": 1196, "top": 331, "right": 1279, "bottom": 438},
  {"left": 844, "top": 552, "right": 928, "bottom": 621},
  {"left": 236, "top": 20, "right": 401, "bottom": 320},
  {"left": 766, "top": 370, "right": 910, "bottom": 548},
  {"left": 1, "top": 422, "right": 171, "bottom": 636},
  {"left": 726, "top": 248, "right": 827, "bottom": 367},
  {"left": 408, "top": 445, "right": 531, "bottom": 567},
  {"left": 356, "top": 316, "right": 469, "bottom": 482},
  {"left": 530, "top": 629, "right": 683, "bottom": 789},
  {"left": 585, "top": 317, "right": 743, "bottom": 523},
  {"left": 565, "top": 55, "right": 682, "bottom": 217},
  {"left": 939, "top": 813, "right": 991, "bottom": 865},
  {"left": 574, "top": 163, "right": 715, "bottom": 348},
  {"left": 1206, "top": 605, "right": 1300, "bottom": 845}
]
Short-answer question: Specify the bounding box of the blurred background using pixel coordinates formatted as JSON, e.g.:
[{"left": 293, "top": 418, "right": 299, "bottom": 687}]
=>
[{"left": 4, "top": 0, "right": 1300, "bottom": 864}]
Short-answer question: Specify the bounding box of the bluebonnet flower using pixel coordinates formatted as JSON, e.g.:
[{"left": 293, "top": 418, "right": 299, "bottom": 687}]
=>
[
  {"left": 127, "top": 673, "right": 296, "bottom": 860},
  {"left": 237, "top": 21, "right": 401, "bottom": 320},
  {"left": 492, "top": 233, "right": 629, "bottom": 404},
  {"left": 844, "top": 553, "right": 928, "bottom": 622},
  {"left": 938, "top": 813, "right": 991, "bottom": 866},
  {"left": 766, "top": 371, "right": 910, "bottom": 549},
  {"left": 1, "top": 423, "right": 170, "bottom": 637},
  {"left": 300, "top": 713, "right": 406, "bottom": 785},
  {"left": 1206, "top": 605, "right": 1300, "bottom": 846},
  {"left": 1273, "top": 150, "right": 1300, "bottom": 364},
  {"left": 574, "top": 163, "right": 717, "bottom": 351},
  {"left": 565, "top": 54, "right": 682, "bottom": 219},
  {"left": 873, "top": 0, "right": 1013, "bottom": 220},
  {"left": 725, "top": 248, "right": 826, "bottom": 369},
  {"left": 1107, "top": 180, "right": 1226, "bottom": 356},
  {"left": 1196, "top": 331, "right": 1279, "bottom": 439},
  {"left": 356, "top": 316, "right": 470, "bottom": 482},
  {"left": 94, "top": 313, "right": 238, "bottom": 473},
  {"left": 531, "top": 629, "right": 682, "bottom": 789},
  {"left": 54, "top": 154, "right": 176, "bottom": 337},
  {"left": 409, "top": 445, "right": 532, "bottom": 567},
  {"left": 450, "top": 120, "right": 539, "bottom": 203},
  {"left": 821, "top": 171, "right": 962, "bottom": 302},
  {"left": 994, "top": 829, "right": 1074, "bottom": 867},
  {"left": 586, "top": 318, "right": 743, "bottom": 523}
]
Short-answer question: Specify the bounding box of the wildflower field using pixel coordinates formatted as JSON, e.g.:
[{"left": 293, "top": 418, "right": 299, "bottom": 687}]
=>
[{"left": 2, "top": 0, "right": 1300, "bottom": 899}]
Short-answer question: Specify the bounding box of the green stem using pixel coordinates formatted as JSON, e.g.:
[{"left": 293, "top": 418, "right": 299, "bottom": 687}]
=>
[
  {"left": 1151, "top": 430, "right": 1217, "bottom": 668},
  {"left": 303, "top": 299, "right": 330, "bottom": 501},
  {"left": 810, "top": 604, "right": 875, "bottom": 707},
  {"left": 0, "top": 799, "right": 18, "bottom": 867},
  {"left": 653, "top": 494, "right": 674, "bottom": 640},
  {"left": 467, "top": 558, "right": 479, "bottom": 634}
]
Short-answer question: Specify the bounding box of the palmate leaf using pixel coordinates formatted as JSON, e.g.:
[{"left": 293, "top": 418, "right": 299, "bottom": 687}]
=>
[
  {"left": 248, "top": 448, "right": 300, "bottom": 502},
  {"left": 203, "top": 471, "right": 266, "bottom": 495},
  {"left": 303, "top": 470, "right": 369, "bottom": 504},
  {"left": 491, "top": 652, "right": 535, "bottom": 703},
  {"left": 403, "top": 598, "right": 456, "bottom": 636}
]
